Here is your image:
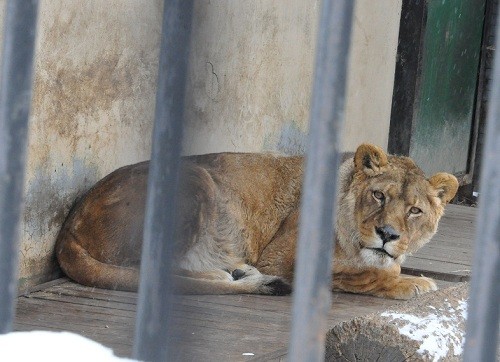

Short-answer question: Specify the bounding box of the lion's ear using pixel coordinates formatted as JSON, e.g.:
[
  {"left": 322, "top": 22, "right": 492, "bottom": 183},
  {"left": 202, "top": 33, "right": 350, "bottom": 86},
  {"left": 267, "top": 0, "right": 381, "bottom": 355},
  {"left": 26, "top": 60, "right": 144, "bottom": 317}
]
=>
[
  {"left": 428, "top": 172, "right": 459, "bottom": 204},
  {"left": 354, "top": 143, "right": 388, "bottom": 176}
]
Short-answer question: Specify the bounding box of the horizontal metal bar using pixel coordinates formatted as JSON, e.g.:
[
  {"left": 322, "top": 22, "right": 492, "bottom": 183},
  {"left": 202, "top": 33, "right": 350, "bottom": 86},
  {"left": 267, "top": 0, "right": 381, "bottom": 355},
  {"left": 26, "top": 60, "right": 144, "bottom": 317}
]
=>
[
  {"left": 132, "top": 0, "right": 193, "bottom": 361},
  {"left": 463, "top": 2, "right": 500, "bottom": 360},
  {"left": 0, "top": 0, "right": 39, "bottom": 334},
  {"left": 287, "top": 1, "right": 354, "bottom": 361}
]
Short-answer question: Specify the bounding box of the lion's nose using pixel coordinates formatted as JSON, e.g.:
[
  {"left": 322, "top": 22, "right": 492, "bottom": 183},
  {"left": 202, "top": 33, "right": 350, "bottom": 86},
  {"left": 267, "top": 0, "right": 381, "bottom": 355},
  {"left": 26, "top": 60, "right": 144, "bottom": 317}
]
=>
[{"left": 375, "top": 225, "right": 400, "bottom": 244}]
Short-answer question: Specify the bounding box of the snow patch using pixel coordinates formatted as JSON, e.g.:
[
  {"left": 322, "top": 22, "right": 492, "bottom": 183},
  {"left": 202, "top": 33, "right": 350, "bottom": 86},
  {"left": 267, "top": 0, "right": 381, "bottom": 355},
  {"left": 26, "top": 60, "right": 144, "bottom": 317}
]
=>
[
  {"left": 0, "top": 331, "right": 137, "bottom": 362},
  {"left": 380, "top": 299, "right": 467, "bottom": 361}
]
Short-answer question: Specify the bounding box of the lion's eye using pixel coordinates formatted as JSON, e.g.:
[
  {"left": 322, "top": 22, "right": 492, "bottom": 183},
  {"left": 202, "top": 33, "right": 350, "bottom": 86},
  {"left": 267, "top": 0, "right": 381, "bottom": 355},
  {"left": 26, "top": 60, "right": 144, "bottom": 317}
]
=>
[
  {"left": 372, "top": 191, "right": 385, "bottom": 202},
  {"left": 409, "top": 206, "right": 422, "bottom": 215}
]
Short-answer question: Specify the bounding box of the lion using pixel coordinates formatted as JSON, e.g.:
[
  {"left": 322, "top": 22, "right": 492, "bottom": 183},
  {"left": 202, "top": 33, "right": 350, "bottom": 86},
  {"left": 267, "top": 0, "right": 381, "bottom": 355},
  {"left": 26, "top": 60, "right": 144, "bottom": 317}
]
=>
[{"left": 55, "top": 143, "right": 458, "bottom": 299}]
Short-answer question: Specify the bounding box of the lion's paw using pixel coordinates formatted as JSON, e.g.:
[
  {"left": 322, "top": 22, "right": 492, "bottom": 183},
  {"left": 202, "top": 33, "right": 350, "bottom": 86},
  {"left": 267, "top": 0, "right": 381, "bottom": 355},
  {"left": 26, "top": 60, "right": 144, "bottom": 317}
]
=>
[
  {"left": 263, "top": 277, "right": 292, "bottom": 296},
  {"left": 391, "top": 276, "right": 437, "bottom": 299},
  {"left": 248, "top": 275, "right": 292, "bottom": 296},
  {"left": 231, "top": 269, "right": 246, "bottom": 280},
  {"left": 230, "top": 265, "right": 292, "bottom": 295},
  {"left": 231, "top": 265, "right": 261, "bottom": 280},
  {"left": 413, "top": 276, "right": 437, "bottom": 295}
]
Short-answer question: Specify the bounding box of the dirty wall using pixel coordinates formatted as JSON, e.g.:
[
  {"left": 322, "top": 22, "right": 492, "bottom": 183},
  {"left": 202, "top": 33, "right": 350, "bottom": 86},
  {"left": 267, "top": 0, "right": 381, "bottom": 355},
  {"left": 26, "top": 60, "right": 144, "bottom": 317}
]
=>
[
  {"left": 0, "top": 0, "right": 401, "bottom": 289},
  {"left": 10, "top": 1, "right": 163, "bottom": 290}
]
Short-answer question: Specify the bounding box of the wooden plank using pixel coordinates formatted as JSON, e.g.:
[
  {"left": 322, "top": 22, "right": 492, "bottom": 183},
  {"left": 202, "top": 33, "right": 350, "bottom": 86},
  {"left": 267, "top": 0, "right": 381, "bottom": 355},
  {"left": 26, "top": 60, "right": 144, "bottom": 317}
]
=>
[
  {"left": 14, "top": 282, "right": 404, "bottom": 361},
  {"left": 402, "top": 262, "right": 471, "bottom": 281},
  {"left": 442, "top": 203, "right": 477, "bottom": 218},
  {"left": 47, "top": 283, "right": 138, "bottom": 304},
  {"left": 14, "top": 301, "right": 135, "bottom": 358},
  {"left": 15, "top": 304, "right": 134, "bottom": 331},
  {"left": 407, "top": 245, "right": 472, "bottom": 265},
  {"left": 52, "top": 280, "right": 139, "bottom": 297},
  {"left": 17, "top": 277, "right": 67, "bottom": 297},
  {"left": 28, "top": 291, "right": 137, "bottom": 312},
  {"left": 17, "top": 297, "right": 135, "bottom": 321}
]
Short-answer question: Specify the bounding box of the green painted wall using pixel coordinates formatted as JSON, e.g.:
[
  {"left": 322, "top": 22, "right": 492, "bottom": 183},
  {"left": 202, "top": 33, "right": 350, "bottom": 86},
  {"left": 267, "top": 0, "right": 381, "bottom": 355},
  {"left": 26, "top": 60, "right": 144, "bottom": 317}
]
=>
[{"left": 410, "top": 0, "right": 485, "bottom": 175}]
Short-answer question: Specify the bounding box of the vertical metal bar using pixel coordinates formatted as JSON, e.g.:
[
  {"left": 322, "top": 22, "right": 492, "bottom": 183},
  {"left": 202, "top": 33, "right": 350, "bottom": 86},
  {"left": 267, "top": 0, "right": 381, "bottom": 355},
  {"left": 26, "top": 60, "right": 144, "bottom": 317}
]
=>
[
  {"left": 288, "top": 1, "right": 354, "bottom": 361},
  {"left": 132, "top": 1, "right": 193, "bottom": 361},
  {"left": 0, "top": 0, "right": 39, "bottom": 334},
  {"left": 463, "top": 3, "right": 500, "bottom": 360}
]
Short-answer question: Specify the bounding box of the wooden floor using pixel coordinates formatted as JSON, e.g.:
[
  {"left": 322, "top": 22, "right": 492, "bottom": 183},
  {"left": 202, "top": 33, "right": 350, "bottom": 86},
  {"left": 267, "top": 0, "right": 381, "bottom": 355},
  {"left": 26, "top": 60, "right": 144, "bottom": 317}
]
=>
[
  {"left": 402, "top": 204, "right": 476, "bottom": 282},
  {"left": 14, "top": 204, "right": 476, "bottom": 361}
]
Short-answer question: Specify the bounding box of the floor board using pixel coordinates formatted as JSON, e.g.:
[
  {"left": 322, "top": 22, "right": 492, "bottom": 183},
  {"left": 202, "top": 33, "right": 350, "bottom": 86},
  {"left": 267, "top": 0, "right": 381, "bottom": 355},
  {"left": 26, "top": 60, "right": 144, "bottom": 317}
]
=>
[
  {"left": 403, "top": 204, "right": 476, "bottom": 281},
  {"left": 15, "top": 281, "right": 401, "bottom": 361}
]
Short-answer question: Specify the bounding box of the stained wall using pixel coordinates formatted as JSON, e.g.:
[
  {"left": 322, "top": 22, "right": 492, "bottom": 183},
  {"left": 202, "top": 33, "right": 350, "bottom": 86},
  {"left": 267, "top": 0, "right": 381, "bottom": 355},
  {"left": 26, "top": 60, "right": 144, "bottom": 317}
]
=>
[{"left": 17, "top": 1, "right": 162, "bottom": 289}]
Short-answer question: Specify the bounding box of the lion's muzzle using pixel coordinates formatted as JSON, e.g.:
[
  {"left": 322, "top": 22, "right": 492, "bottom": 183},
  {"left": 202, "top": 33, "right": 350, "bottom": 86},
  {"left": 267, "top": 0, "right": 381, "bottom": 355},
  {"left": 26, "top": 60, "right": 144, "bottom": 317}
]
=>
[{"left": 375, "top": 225, "right": 400, "bottom": 244}]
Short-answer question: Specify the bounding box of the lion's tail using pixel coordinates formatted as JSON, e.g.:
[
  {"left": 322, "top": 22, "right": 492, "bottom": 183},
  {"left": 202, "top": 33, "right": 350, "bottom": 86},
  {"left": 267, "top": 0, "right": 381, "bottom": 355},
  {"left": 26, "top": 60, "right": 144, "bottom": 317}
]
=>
[{"left": 56, "top": 232, "right": 140, "bottom": 291}]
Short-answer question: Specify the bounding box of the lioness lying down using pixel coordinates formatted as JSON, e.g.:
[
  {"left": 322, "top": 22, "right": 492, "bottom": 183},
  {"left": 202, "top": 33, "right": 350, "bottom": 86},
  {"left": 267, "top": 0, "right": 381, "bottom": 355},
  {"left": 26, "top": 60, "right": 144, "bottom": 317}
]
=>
[{"left": 56, "top": 143, "right": 458, "bottom": 299}]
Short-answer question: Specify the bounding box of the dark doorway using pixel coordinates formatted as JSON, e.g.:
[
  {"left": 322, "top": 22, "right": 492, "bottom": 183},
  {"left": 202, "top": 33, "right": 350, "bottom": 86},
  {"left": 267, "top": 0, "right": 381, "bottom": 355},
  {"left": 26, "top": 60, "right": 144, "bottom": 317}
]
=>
[{"left": 389, "top": 0, "right": 497, "bottom": 204}]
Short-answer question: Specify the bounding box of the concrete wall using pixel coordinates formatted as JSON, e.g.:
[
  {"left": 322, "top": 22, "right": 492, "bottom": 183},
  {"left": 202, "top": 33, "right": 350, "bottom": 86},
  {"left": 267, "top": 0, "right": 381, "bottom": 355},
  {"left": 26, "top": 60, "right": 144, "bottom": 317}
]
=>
[
  {"left": 343, "top": 0, "right": 402, "bottom": 151},
  {"left": 183, "top": 0, "right": 402, "bottom": 155},
  {"left": 0, "top": 1, "right": 401, "bottom": 289},
  {"left": 17, "top": 1, "right": 162, "bottom": 289},
  {"left": 182, "top": 1, "right": 318, "bottom": 156}
]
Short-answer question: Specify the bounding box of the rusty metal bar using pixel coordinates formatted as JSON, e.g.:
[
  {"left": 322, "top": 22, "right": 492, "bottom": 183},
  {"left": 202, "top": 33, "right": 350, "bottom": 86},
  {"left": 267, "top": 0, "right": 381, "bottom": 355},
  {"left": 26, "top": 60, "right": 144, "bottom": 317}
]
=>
[
  {"left": 288, "top": 1, "right": 354, "bottom": 361},
  {"left": 132, "top": 1, "right": 193, "bottom": 361},
  {"left": 463, "top": 3, "right": 500, "bottom": 360},
  {"left": 0, "top": 0, "right": 39, "bottom": 334}
]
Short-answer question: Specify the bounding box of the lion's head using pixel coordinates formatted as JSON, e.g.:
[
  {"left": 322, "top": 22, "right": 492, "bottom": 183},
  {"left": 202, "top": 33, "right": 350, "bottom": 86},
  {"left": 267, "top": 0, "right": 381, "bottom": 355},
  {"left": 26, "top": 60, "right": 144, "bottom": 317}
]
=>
[{"left": 336, "top": 143, "right": 458, "bottom": 269}]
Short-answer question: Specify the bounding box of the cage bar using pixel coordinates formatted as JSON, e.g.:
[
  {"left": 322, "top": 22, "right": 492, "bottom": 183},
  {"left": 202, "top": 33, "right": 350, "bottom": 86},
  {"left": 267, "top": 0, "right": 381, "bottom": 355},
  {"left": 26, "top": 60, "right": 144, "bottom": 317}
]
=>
[
  {"left": 0, "top": 0, "right": 39, "bottom": 334},
  {"left": 132, "top": 1, "right": 193, "bottom": 361},
  {"left": 287, "top": 1, "right": 354, "bottom": 361},
  {"left": 463, "top": 3, "right": 500, "bottom": 360}
]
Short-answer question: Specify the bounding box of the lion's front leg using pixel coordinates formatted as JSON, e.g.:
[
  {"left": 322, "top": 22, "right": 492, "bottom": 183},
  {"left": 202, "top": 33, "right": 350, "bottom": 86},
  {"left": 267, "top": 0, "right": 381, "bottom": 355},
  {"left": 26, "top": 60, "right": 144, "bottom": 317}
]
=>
[{"left": 332, "top": 265, "right": 437, "bottom": 300}]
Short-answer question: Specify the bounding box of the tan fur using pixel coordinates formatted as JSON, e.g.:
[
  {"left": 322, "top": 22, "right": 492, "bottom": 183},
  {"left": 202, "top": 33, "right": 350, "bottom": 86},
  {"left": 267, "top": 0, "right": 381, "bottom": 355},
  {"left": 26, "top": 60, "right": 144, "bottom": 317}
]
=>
[{"left": 56, "top": 144, "right": 458, "bottom": 299}]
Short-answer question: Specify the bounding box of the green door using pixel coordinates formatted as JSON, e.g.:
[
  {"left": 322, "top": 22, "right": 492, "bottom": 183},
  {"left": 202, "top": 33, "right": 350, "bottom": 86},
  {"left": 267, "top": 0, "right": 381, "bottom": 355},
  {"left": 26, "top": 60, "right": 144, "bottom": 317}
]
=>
[{"left": 409, "top": 0, "right": 486, "bottom": 176}]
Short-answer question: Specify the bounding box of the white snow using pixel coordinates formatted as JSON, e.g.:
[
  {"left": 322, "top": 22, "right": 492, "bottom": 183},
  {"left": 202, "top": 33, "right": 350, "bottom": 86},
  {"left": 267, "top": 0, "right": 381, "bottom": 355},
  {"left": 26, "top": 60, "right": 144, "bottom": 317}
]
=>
[
  {"left": 380, "top": 299, "right": 467, "bottom": 362},
  {"left": 0, "top": 331, "right": 138, "bottom": 362}
]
